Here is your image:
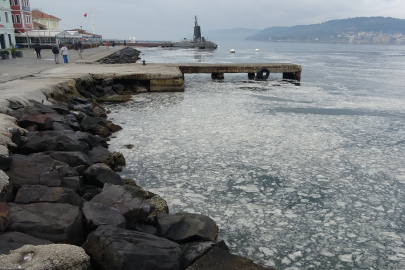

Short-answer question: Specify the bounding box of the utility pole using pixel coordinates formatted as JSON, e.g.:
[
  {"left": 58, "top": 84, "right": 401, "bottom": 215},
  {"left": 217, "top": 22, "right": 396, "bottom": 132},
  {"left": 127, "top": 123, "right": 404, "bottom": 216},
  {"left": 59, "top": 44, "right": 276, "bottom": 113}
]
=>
[{"left": 91, "top": 6, "right": 95, "bottom": 34}]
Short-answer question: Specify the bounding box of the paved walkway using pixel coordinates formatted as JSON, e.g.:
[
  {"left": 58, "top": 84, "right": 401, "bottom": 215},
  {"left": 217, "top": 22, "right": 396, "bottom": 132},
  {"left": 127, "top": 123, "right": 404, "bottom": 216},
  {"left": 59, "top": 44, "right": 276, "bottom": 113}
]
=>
[{"left": 0, "top": 46, "right": 122, "bottom": 83}]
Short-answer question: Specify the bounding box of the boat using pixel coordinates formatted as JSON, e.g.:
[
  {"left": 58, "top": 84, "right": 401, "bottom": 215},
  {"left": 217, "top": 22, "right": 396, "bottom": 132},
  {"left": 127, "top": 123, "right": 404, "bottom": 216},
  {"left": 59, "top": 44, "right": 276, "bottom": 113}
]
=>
[{"left": 172, "top": 16, "right": 218, "bottom": 49}]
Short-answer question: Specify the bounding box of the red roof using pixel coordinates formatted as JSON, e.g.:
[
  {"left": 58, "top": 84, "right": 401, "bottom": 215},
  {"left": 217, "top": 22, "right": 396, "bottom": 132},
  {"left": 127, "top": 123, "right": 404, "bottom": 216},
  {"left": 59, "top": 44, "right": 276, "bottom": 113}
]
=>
[{"left": 32, "top": 10, "right": 61, "bottom": 21}]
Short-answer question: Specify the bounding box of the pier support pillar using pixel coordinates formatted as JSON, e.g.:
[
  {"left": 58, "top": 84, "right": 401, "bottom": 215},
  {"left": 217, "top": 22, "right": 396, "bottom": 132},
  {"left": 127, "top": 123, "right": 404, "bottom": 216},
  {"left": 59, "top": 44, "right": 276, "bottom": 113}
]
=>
[
  {"left": 248, "top": 73, "right": 255, "bottom": 80},
  {"left": 283, "top": 71, "right": 301, "bottom": 81},
  {"left": 211, "top": 73, "right": 224, "bottom": 80}
]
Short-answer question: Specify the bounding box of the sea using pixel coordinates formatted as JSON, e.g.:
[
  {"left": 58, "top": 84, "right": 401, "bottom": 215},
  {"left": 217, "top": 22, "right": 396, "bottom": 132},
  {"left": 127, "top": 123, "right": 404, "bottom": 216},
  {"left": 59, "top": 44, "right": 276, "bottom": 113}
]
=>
[{"left": 105, "top": 40, "right": 405, "bottom": 270}]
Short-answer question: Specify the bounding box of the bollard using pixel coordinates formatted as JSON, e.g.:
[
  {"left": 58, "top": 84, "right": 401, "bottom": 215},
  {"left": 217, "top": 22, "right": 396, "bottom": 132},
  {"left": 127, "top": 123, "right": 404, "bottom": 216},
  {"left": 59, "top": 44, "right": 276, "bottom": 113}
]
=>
[{"left": 142, "top": 60, "right": 146, "bottom": 66}]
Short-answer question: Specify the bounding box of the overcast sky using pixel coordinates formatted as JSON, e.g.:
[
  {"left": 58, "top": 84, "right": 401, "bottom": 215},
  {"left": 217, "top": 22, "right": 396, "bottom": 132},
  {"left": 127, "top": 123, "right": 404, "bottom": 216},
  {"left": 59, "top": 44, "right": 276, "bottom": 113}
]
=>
[{"left": 31, "top": 0, "right": 405, "bottom": 40}]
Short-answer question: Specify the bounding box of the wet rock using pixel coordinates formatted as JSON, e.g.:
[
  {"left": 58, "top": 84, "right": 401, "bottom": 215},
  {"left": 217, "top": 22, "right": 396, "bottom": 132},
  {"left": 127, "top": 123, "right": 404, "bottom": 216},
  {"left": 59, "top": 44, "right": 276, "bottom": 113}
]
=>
[
  {"left": 0, "top": 244, "right": 90, "bottom": 270},
  {"left": 157, "top": 212, "right": 218, "bottom": 243},
  {"left": 91, "top": 184, "right": 152, "bottom": 225},
  {"left": 80, "top": 116, "right": 122, "bottom": 136},
  {"left": 83, "top": 163, "right": 122, "bottom": 187},
  {"left": 62, "top": 177, "right": 83, "bottom": 195},
  {"left": 82, "top": 202, "right": 126, "bottom": 231},
  {"left": 109, "top": 151, "right": 126, "bottom": 171},
  {"left": 15, "top": 185, "right": 83, "bottom": 207},
  {"left": 83, "top": 225, "right": 181, "bottom": 270},
  {"left": 187, "top": 246, "right": 275, "bottom": 270},
  {"left": 0, "top": 202, "right": 10, "bottom": 233},
  {"left": 87, "top": 147, "right": 112, "bottom": 164},
  {"left": 45, "top": 151, "right": 93, "bottom": 168},
  {"left": 145, "top": 194, "right": 169, "bottom": 224},
  {"left": 76, "top": 131, "right": 108, "bottom": 149},
  {"left": 93, "top": 106, "right": 107, "bottom": 118},
  {"left": 18, "top": 114, "right": 54, "bottom": 131},
  {"left": 112, "top": 84, "right": 125, "bottom": 94},
  {"left": 0, "top": 232, "right": 52, "bottom": 255},
  {"left": 48, "top": 104, "right": 70, "bottom": 115},
  {"left": 180, "top": 240, "right": 229, "bottom": 269},
  {"left": 6, "top": 153, "right": 62, "bottom": 188},
  {"left": 73, "top": 103, "right": 94, "bottom": 116},
  {"left": 7, "top": 203, "right": 84, "bottom": 245}
]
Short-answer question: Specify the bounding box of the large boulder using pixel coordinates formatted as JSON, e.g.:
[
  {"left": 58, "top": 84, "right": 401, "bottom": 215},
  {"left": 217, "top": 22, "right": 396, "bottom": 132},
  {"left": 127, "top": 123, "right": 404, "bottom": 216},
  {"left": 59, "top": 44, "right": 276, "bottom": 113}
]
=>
[
  {"left": 80, "top": 116, "right": 122, "bottom": 137},
  {"left": 91, "top": 184, "right": 152, "bottom": 225},
  {"left": 109, "top": 151, "right": 126, "bottom": 171},
  {"left": 156, "top": 212, "right": 218, "bottom": 243},
  {"left": 45, "top": 151, "right": 93, "bottom": 168},
  {"left": 0, "top": 202, "right": 10, "bottom": 233},
  {"left": 0, "top": 244, "right": 90, "bottom": 270},
  {"left": 87, "top": 147, "right": 112, "bottom": 164},
  {"left": 82, "top": 202, "right": 126, "bottom": 231},
  {"left": 180, "top": 240, "right": 229, "bottom": 269},
  {"left": 187, "top": 246, "right": 275, "bottom": 270},
  {"left": 6, "top": 153, "right": 63, "bottom": 188},
  {"left": 14, "top": 185, "right": 83, "bottom": 207},
  {"left": 18, "top": 114, "right": 53, "bottom": 131},
  {"left": 0, "top": 232, "right": 52, "bottom": 255},
  {"left": 7, "top": 203, "right": 84, "bottom": 245},
  {"left": 0, "top": 155, "right": 12, "bottom": 171},
  {"left": 83, "top": 163, "right": 122, "bottom": 187},
  {"left": 62, "top": 176, "right": 83, "bottom": 195},
  {"left": 84, "top": 225, "right": 182, "bottom": 270}
]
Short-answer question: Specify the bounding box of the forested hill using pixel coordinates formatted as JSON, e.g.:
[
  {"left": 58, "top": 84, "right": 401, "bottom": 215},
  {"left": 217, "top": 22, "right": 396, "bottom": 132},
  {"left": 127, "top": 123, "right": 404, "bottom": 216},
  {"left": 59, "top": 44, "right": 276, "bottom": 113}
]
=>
[{"left": 245, "top": 17, "right": 405, "bottom": 41}]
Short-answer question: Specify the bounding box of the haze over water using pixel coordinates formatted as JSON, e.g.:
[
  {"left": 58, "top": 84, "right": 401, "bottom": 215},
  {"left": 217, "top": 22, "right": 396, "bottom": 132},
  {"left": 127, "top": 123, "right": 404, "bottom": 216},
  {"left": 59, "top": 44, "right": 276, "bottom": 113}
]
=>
[{"left": 106, "top": 41, "right": 405, "bottom": 269}]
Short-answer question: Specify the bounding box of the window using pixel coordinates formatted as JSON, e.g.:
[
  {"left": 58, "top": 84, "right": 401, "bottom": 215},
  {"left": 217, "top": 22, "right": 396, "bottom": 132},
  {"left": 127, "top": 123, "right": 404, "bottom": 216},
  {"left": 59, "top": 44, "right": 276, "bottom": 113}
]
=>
[
  {"left": 9, "top": 0, "right": 12, "bottom": 5},
  {"left": 22, "top": 0, "right": 28, "bottom": 6},
  {"left": 14, "top": 0, "right": 18, "bottom": 5},
  {"left": 15, "top": 14, "right": 20, "bottom": 23},
  {"left": 11, "top": 14, "right": 14, "bottom": 23},
  {"left": 5, "top": 12, "right": 8, "bottom": 23},
  {"left": 25, "top": 15, "right": 30, "bottom": 24}
]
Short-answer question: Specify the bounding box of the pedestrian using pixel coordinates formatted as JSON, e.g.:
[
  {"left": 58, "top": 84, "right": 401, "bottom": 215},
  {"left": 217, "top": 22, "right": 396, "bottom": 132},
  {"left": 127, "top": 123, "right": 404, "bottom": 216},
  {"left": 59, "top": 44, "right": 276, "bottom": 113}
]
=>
[
  {"left": 60, "top": 44, "right": 68, "bottom": 64},
  {"left": 52, "top": 44, "right": 60, "bottom": 64},
  {"left": 106, "top": 40, "right": 110, "bottom": 50},
  {"left": 124, "top": 40, "right": 126, "bottom": 47},
  {"left": 77, "top": 40, "right": 83, "bottom": 59},
  {"left": 34, "top": 43, "right": 42, "bottom": 59},
  {"left": 74, "top": 41, "right": 78, "bottom": 51},
  {"left": 111, "top": 41, "right": 115, "bottom": 50}
]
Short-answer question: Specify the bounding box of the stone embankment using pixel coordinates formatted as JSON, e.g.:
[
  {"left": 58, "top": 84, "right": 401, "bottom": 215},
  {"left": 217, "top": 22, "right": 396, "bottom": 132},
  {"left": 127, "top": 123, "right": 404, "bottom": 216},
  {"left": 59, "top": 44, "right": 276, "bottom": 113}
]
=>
[
  {"left": 0, "top": 73, "right": 275, "bottom": 269},
  {"left": 97, "top": 47, "right": 141, "bottom": 64}
]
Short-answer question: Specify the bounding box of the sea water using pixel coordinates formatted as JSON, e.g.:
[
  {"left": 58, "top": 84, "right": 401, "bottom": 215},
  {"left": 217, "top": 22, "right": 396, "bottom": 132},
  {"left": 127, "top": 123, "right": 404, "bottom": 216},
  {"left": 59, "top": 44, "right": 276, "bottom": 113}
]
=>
[{"left": 106, "top": 41, "right": 405, "bottom": 269}]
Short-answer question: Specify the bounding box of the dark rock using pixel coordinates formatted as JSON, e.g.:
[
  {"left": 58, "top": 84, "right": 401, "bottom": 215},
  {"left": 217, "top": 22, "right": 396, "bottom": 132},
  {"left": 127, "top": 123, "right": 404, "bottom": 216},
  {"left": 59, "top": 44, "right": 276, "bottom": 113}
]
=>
[
  {"left": 62, "top": 177, "right": 83, "bottom": 195},
  {"left": 18, "top": 114, "right": 53, "bottom": 131},
  {"left": 52, "top": 122, "right": 74, "bottom": 131},
  {"left": 8, "top": 128, "right": 27, "bottom": 147},
  {"left": 70, "top": 111, "right": 87, "bottom": 122},
  {"left": 0, "top": 155, "right": 12, "bottom": 171},
  {"left": 179, "top": 241, "right": 229, "bottom": 269},
  {"left": 73, "top": 97, "right": 93, "bottom": 104},
  {"left": 157, "top": 212, "right": 218, "bottom": 243},
  {"left": 132, "top": 223, "right": 158, "bottom": 235},
  {"left": 84, "top": 163, "right": 122, "bottom": 187},
  {"left": 0, "top": 231, "right": 52, "bottom": 255},
  {"left": 80, "top": 116, "right": 122, "bottom": 137},
  {"left": 0, "top": 202, "right": 10, "bottom": 233},
  {"left": 93, "top": 106, "right": 107, "bottom": 118},
  {"left": 91, "top": 184, "right": 152, "bottom": 225},
  {"left": 48, "top": 104, "right": 70, "bottom": 115},
  {"left": 83, "top": 225, "right": 181, "bottom": 270},
  {"left": 112, "top": 84, "right": 125, "bottom": 94},
  {"left": 74, "top": 165, "right": 86, "bottom": 175},
  {"left": 46, "top": 151, "right": 92, "bottom": 168},
  {"left": 7, "top": 100, "right": 24, "bottom": 110},
  {"left": 0, "top": 182, "right": 13, "bottom": 203},
  {"left": 45, "top": 113, "right": 65, "bottom": 123},
  {"left": 29, "top": 100, "right": 58, "bottom": 114},
  {"left": 76, "top": 131, "right": 108, "bottom": 149},
  {"left": 73, "top": 103, "right": 94, "bottom": 116},
  {"left": 102, "top": 78, "right": 114, "bottom": 86},
  {"left": 6, "top": 153, "right": 62, "bottom": 188},
  {"left": 7, "top": 202, "right": 84, "bottom": 245},
  {"left": 82, "top": 202, "right": 126, "bottom": 231},
  {"left": 58, "top": 165, "right": 79, "bottom": 177},
  {"left": 15, "top": 185, "right": 83, "bottom": 207},
  {"left": 187, "top": 246, "right": 275, "bottom": 270},
  {"left": 109, "top": 151, "right": 126, "bottom": 171},
  {"left": 81, "top": 185, "right": 101, "bottom": 201},
  {"left": 87, "top": 147, "right": 112, "bottom": 164}
]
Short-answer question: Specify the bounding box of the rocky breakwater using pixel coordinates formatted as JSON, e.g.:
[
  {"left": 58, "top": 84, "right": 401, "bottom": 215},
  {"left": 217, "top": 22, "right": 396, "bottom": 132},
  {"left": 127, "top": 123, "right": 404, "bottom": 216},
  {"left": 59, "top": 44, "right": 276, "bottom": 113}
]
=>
[
  {"left": 0, "top": 76, "right": 275, "bottom": 269},
  {"left": 98, "top": 47, "right": 141, "bottom": 64}
]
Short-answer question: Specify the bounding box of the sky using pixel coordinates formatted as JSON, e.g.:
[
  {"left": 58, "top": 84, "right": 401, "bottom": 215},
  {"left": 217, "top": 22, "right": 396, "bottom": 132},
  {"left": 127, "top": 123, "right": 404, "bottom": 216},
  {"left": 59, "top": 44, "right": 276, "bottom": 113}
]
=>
[{"left": 31, "top": 0, "right": 405, "bottom": 40}]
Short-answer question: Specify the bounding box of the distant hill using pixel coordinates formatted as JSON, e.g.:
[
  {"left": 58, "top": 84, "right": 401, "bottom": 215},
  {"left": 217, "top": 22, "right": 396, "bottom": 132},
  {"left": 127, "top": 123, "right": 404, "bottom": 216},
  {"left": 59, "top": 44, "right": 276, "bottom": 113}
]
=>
[
  {"left": 245, "top": 17, "right": 405, "bottom": 42},
  {"left": 180, "top": 28, "right": 262, "bottom": 41}
]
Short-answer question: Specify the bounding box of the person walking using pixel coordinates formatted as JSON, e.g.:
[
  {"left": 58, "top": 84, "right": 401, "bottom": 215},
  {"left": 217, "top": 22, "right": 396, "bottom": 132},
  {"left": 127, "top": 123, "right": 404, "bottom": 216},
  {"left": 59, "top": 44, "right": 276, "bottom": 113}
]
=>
[
  {"left": 77, "top": 40, "right": 83, "bottom": 59},
  {"left": 34, "top": 43, "right": 42, "bottom": 59},
  {"left": 60, "top": 44, "right": 68, "bottom": 64},
  {"left": 52, "top": 44, "right": 60, "bottom": 64},
  {"left": 111, "top": 41, "right": 115, "bottom": 50},
  {"left": 106, "top": 40, "right": 110, "bottom": 50}
]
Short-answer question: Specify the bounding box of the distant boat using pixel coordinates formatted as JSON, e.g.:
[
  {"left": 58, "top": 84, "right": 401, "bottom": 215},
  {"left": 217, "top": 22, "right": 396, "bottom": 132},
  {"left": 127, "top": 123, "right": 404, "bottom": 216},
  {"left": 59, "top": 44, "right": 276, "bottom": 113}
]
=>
[
  {"left": 230, "top": 49, "right": 235, "bottom": 53},
  {"left": 255, "top": 49, "right": 259, "bottom": 52}
]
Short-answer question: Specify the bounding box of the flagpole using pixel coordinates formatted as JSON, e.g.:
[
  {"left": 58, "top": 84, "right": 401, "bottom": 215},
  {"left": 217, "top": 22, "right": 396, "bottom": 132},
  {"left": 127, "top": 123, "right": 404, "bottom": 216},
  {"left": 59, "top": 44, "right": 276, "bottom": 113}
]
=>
[{"left": 91, "top": 6, "right": 95, "bottom": 34}]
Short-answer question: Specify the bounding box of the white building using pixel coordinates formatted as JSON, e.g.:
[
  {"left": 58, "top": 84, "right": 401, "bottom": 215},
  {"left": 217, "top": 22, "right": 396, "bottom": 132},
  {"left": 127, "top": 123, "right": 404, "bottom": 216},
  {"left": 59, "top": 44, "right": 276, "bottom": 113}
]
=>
[{"left": 0, "top": 0, "right": 16, "bottom": 49}]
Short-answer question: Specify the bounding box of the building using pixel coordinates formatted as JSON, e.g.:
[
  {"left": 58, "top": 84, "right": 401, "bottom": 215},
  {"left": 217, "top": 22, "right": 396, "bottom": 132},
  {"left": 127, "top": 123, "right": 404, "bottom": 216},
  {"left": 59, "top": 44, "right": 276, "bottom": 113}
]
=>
[
  {"left": 10, "top": 0, "right": 33, "bottom": 33},
  {"left": 32, "top": 9, "right": 60, "bottom": 30},
  {"left": 69, "top": 29, "right": 102, "bottom": 44},
  {"left": 0, "top": 0, "right": 16, "bottom": 48}
]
